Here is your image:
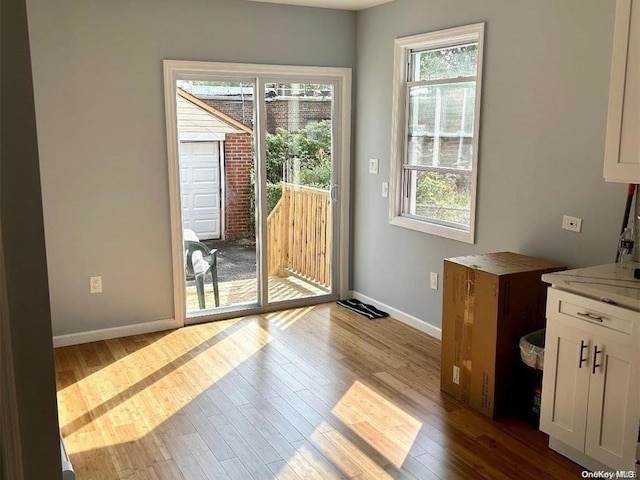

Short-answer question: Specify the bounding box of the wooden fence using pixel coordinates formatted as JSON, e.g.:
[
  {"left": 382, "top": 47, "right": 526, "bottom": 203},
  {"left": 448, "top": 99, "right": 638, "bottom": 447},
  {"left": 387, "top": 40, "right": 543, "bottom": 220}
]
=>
[{"left": 267, "top": 183, "right": 331, "bottom": 287}]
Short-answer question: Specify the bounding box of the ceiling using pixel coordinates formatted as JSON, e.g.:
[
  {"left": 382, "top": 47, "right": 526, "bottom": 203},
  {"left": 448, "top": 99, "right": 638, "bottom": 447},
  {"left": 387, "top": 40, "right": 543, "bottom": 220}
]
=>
[{"left": 242, "top": 0, "right": 394, "bottom": 11}]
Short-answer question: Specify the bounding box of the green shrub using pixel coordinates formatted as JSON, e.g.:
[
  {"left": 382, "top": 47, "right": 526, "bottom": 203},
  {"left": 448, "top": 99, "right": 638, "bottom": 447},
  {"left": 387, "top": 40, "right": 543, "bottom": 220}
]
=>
[
  {"left": 265, "top": 120, "right": 332, "bottom": 190},
  {"left": 266, "top": 182, "right": 282, "bottom": 213}
]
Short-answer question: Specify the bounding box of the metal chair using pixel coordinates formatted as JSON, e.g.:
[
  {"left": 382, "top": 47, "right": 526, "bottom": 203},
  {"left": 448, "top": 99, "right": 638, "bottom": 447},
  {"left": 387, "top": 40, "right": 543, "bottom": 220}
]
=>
[{"left": 184, "top": 240, "right": 220, "bottom": 309}]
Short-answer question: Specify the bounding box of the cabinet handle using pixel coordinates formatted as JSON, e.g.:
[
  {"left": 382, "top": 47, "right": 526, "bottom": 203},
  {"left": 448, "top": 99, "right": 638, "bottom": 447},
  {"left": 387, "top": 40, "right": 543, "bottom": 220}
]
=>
[
  {"left": 578, "top": 340, "right": 588, "bottom": 368},
  {"left": 592, "top": 345, "right": 602, "bottom": 374},
  {"left": 577, "top": 312, "right": 604, "bottom": 322}
]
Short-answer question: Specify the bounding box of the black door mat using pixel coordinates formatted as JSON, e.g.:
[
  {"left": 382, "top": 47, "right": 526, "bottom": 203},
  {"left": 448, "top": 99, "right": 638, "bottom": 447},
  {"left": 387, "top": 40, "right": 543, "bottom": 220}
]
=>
[{"left": 337, "top": 299, "right": 389, "bottom": 320}]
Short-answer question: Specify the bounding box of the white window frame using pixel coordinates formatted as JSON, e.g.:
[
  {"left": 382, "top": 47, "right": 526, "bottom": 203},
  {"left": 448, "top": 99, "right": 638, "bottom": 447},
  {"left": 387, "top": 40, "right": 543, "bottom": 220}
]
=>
[{"left": 389, "top": 23, "right": 485, "bottom": 244}]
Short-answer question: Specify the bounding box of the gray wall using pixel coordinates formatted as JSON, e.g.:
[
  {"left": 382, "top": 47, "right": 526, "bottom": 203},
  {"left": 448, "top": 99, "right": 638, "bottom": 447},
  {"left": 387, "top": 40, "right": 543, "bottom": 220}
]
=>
[
  {"left": 1, "top": 0, "right": 61, "bottom": 478},
  {"left": 354, "top": 0, "right": 625, "bottom": 329},
  {"left": 25, "top": 0, "right": 356, "bottom": 336},
  {"left": 26, "top": 0, "right": 627, "bottom": 337}
]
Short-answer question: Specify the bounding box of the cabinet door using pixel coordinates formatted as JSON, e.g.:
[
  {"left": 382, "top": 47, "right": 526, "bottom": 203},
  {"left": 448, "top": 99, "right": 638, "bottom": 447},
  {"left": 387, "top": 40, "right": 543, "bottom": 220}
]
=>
[
  {"left": 540, "top": 320, "right": 592, "bottom": 451},
  {"left": 604, "top": 0, "right": 640, "bottom": 183},
  {"left": 586, "top": 338, "right": 639, "bottom": 471}
]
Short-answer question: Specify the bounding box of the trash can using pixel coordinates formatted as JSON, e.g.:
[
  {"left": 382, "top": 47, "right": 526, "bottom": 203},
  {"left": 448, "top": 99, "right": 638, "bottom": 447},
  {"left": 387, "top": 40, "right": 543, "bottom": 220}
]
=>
[
  {"left": 519, "top": 329, "right": 546, "bottom": 422},
  {"left": 520, "top": 329, "right": 545, "bottom": 370}
]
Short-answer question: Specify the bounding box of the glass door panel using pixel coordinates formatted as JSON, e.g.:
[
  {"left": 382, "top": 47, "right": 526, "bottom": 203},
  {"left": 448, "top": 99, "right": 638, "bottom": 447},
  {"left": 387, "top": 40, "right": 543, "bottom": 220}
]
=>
[
  {"left": 175, "top": 80, "right": 259, "bottom": 317},
  {"left": 264, "top": 82, "right": 334, "bottom": 303}
]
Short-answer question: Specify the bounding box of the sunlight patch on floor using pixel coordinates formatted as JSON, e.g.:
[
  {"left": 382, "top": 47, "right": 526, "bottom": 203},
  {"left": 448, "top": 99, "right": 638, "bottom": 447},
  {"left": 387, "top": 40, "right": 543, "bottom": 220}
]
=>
[
  {"left": 58, "top": 322, "right": 273, "bottom": 453},
  {"left": 264, "top": 305, "right": 314, "bottom": 330},
  {"left": 330, "top": 381, "right": 422, "bottom": 468},
  {"left": 308, "top": 423, "right": 394, "bottom": 479}
]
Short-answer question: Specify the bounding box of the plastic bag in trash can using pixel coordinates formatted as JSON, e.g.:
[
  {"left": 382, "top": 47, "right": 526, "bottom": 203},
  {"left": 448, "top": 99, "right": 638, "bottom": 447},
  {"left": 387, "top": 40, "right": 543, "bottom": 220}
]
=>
[{"left": 520, "top": 329, "right": 545, "bottom": 370}]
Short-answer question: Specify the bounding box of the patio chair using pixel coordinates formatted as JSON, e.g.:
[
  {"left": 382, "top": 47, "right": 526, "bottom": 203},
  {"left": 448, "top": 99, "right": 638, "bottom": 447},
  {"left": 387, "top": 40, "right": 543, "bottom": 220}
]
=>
[{"left": 184, "top": 240, "right": 220, "bottom": 309}]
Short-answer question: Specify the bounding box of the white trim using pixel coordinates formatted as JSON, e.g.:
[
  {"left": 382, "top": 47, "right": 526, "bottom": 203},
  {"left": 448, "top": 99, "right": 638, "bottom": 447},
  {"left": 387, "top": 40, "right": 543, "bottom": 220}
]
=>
[
  {"left": 163, "top": 63, "right": 187, "bottom": 328},
  {"left": 408, "top": 76, "right": 477, "bottom": 88},
  {"left": 350, "top": 290, "right": 442, "bottom": 340},
  {"left": 184, "top": 294, "right": 338, "bottom": 325},
  {"left": 390, "top": 215, "right": 474, "bottom": 243},
  {"left": 163, "top": 60, "right": 352, "bottom": 324},
  {"left": 395, "top": 25, "right": 484, "bottom": 52},
  {"left": 179, "top": 132, "right": 225, "bottom": 142},
  {"left": 389, "top": 23, "right": 484, "bottom": 244},
  {"left": 219, "top": 141, "right": 227, "bottom": 241},
  {"left": 52, "top": 318, "right": 180, "bottom": 348},
  {"left": 163, "top": 60, "right": 352, "bottom": 81},
  {"left": 337, "top": 72, "right": 352, "bottom": 299}
]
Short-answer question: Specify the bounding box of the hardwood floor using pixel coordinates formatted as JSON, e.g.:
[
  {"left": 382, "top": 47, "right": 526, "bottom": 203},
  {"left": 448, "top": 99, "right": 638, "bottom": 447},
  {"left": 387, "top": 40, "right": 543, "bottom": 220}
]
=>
[{"left": 55, "top": 303, "right": 583, "bottom": 479}]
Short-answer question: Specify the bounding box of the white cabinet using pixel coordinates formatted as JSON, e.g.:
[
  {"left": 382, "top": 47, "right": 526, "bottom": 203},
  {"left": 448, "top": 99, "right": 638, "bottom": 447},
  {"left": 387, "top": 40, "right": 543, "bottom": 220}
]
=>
[
  {"left": 586, "top": 337, "right": 637, "bottom": 470},
  {"left": 541, "top": 288, "right": 639, "bottom": 472},
  {"left": 541, "top": 319, "right": 591, "bottom": 451},
  {"left": 604, "top": 0, "right": 640, "bottom": 183}
]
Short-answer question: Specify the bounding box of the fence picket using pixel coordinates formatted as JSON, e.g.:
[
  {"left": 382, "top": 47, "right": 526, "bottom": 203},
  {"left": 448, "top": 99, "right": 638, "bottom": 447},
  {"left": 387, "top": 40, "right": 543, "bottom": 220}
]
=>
[{"left": 266, "top": 183, "right": 331, "bottom": 287}]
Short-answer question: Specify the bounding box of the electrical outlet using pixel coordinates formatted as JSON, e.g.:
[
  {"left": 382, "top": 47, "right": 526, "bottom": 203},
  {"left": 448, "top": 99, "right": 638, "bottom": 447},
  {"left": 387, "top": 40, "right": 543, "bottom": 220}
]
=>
[
  {"left": 453, "top": 366, "right": 460, "bottom": 385},
  {"left": 381, "top": 182, "right": 389, "bottom": 198},
  {"left": 369, "top": 158, "right": 379, "bottom": 174},
  {"left": 430, "top": 272, "right": 438, "bottom": 290},
  {"left": 90, "top": 276, "right": 102, "bottom": 294},
  {"left": 562, "top": 215, "right": 582, "bottom": 233}
]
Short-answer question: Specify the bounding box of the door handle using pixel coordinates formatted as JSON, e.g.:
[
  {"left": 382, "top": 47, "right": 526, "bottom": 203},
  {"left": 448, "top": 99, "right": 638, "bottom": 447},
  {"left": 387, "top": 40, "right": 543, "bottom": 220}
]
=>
[
  {"left": 330, "top": 184, "right": 338, "bottom": 202},
  {"left": 578, "top": 340, "right": 588, "bottom": 368},
  {"left": 577, "top": 312, "right": 604, "bottom": 322},
  {"left": 592, "top": 345, "right": 602, "bottom": 374}
]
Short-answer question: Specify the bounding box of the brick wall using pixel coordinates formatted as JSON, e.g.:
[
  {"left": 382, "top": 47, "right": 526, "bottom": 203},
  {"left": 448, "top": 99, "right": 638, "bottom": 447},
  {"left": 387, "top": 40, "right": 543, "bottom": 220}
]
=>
[
  {"left": 206, "top": 99, "right": 255, "bottom": 129},
  {"left": 265, "top": 100, "right": 331, "bottom": 134},
  {"left": 203, "top": 98, "right": 331, "bottom": 133},
  {"left": 224, "top": 133, "right": 254, "bottom": 239}
]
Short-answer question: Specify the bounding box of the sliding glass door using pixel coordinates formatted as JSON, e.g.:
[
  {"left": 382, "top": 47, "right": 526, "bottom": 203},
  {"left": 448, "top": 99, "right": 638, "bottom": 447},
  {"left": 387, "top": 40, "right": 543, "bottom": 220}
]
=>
[
  {"left": 263, "top": 82, "right": 334, "bottom": 304},
  {"left": 175, "top": 80, "right": 258, "bottom": 316},
  {"left": 163, "top": 62, "right": 350, "bottom": 325}
]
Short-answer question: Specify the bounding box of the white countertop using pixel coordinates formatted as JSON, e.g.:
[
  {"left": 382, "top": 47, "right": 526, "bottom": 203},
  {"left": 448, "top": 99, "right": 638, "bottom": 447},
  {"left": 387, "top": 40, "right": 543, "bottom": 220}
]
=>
[{"left": 542, "top": 263, "right": 640, "bottom": 312}]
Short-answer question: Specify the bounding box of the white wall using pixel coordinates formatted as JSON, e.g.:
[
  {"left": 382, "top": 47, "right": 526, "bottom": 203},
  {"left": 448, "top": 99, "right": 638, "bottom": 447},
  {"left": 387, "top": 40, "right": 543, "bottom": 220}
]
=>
[
  {"left": 26, "top": 0, "right": 356, "bottom": 336},
  {"left": 354, "top": 0, "right": 626, "bottom": 329}
]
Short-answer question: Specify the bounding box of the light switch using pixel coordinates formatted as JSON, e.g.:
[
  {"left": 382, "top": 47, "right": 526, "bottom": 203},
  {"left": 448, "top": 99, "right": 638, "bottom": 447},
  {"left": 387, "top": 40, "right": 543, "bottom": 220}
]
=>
[
  {"left": 430, "top": 272, "right": 438, "bottom": 290},
  {"left": 90, "top": 276, "right": 102, "bottom": 294},
  {"left": 369, "top": 158, "right": 379, "bottom": 174}
]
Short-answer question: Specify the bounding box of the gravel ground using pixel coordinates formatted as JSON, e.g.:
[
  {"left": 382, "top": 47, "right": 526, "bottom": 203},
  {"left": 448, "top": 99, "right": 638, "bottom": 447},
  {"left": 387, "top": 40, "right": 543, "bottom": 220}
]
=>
[{"left": 202, "top": 239, "right": 257, "bottom": 283}]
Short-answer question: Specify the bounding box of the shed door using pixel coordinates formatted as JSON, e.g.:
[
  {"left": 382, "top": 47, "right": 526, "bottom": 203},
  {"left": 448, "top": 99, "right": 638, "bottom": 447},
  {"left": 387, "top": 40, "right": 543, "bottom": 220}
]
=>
[{"left": 180, "top": 141, "right": 221, "bottom": 240}]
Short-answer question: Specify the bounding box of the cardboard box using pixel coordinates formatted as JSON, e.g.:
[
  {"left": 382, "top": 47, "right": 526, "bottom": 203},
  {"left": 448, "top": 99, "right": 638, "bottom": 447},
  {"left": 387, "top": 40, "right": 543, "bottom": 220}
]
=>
[{"left": 441, "top": 252, "right": 565, "bottom": 418}]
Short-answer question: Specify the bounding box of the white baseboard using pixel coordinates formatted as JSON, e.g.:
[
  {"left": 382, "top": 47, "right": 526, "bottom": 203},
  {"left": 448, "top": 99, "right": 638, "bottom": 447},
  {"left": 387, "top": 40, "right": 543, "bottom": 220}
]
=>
[
  {"left": 53, "top": 318, "right": 181, "bottom": 348},
  {"left": 349, "top": 291, "right": 441, "bottom": 340}
]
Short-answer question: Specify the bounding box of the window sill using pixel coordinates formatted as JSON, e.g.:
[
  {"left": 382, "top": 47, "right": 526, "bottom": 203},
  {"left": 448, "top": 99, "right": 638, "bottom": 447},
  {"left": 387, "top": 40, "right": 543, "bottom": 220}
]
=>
[{"left": 389, "top": 214, "right": 475, "bottom": 244}]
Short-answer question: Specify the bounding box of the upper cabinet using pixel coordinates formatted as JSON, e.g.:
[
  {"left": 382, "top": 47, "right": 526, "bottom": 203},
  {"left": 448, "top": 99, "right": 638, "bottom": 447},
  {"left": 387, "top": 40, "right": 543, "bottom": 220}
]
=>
[{"left": 604, "top": 0, "right": 640, "bottom": 183}]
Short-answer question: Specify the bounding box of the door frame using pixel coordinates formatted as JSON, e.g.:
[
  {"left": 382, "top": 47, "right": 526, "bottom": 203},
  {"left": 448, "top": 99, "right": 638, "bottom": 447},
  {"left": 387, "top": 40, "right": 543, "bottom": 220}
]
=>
[{"left": 163, "top": 60, "right": 351, "bottom": 327}]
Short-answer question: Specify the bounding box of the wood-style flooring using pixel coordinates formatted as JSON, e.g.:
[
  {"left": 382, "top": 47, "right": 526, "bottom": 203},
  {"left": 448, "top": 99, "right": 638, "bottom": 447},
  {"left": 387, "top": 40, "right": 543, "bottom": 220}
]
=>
[{"left": 55, "top": 303, "right": 583, "bottom": 479}]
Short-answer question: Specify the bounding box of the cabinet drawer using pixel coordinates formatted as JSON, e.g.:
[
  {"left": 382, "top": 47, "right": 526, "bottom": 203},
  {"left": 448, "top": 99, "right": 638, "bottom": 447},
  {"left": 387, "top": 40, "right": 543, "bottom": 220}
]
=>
[{"left": 547, "top": 288, "right": 636, "bottom": 336}]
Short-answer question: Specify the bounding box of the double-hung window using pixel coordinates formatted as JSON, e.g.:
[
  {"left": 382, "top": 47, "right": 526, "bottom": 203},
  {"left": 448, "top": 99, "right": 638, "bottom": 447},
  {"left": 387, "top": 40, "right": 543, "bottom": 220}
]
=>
[{"left": 390, "top": 24, "right": 485, "bottom": 243}]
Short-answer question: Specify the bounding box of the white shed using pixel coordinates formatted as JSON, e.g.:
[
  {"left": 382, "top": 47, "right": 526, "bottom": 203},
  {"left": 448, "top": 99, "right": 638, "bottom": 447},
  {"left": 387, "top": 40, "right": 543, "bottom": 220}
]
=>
[{"left": 176, "top": 89, "right": 252, "bottom": 240}]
